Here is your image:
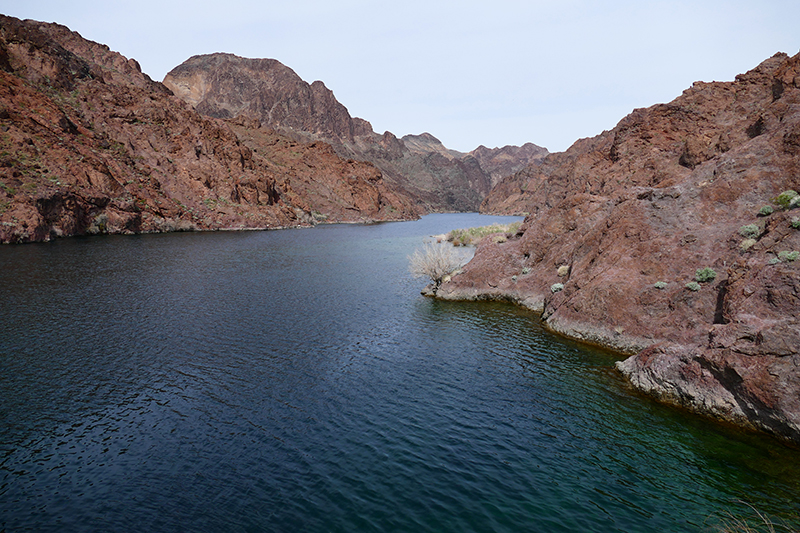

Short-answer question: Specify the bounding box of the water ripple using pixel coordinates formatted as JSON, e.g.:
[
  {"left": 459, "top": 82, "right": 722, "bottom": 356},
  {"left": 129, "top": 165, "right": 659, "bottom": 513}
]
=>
[{"left": 2, "top": 216, "right": 800, "bottom": 531}]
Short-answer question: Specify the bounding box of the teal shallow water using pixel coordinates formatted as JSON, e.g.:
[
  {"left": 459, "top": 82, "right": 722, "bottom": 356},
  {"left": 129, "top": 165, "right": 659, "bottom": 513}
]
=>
[{"left": 1, "top": 213, "right": 798, "bottom": 531}]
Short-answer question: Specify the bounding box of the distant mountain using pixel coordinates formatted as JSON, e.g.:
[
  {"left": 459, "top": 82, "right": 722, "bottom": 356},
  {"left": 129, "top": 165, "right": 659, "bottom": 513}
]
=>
[
  {"left": 164, "top": 53, "right": 547, "bottom": 211},
  {"left": 0, "top": 15, "right": 418, "bottom": 243}
]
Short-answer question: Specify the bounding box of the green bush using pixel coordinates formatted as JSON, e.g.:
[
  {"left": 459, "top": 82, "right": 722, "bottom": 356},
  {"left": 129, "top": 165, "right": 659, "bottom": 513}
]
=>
[
  {"left": 654, "top": 281, "right": 667, "bottom": 289},
  {"left": 758, "top": 205, "right": 774, "bottom": 216},
  {"left": 695, "top": 267, "right": 717, "bottom": 283},
  {"left": 791, "top": 217, "right": 800, "bottom": 229},
  {"left": 738, "top": 224, "right": 761, "bottom": 238},
  {"left": 685, "top": 281, "right": 701, "bottom": 291},
  {"left": 550, "top": 283, "right": 564, "bottom": 293},
  {"left": 778, "top": 250, "right": 799, "bottom": 262},
  {"left": 773, "top": 190, "right": 799, "bottom": 209}
]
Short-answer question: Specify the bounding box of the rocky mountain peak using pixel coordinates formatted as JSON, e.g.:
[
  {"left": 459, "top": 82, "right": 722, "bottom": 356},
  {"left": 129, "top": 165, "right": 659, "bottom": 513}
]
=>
[
  {"left": 164, "top": 52, "right": 548, "bottom": 212},
  {"left": 164, "top": 53, "right": 364, "bottom": 143}
]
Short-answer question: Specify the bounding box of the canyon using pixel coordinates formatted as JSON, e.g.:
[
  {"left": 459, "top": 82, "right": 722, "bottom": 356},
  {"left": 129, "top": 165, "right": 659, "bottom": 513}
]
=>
[{"left": 2, "top": 13, "right": 800, "bottom": 445}]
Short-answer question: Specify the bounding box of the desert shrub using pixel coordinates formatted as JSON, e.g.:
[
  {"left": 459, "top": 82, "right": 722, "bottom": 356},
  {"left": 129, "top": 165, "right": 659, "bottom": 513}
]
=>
[
  {"left": 778, "top": 250, "right": 799, "bottom": 262},
  {"left": 696, "top": 267, "right": 717, "bottom": 283},
  {"left": 758, "top": 205, "right": 774, "bottom": 216},
  {"left": 791, "top": 217, "right": 800, "bottom": 229},
  {"left": 773, "top": 190, "right": 799, "bottom": 209},
  {"left": 557, "top": 265, "right": 570, "bottom": 277},
  {"left": 713, "top": 501, "right": 799, "bottom": 533},
  {"left": 685, "top": 281, "right": 701, "bottom": 291},
  {"left": 446, "top": 222, "right": 522, "bottom": 247},
  {"left": 550, "top": 283, "right": 564, "bottom": 293},
  {"left": 408, "top": 242, "right": 468, "bottom": 294},
  {"left": 511, "top": 275, "right": 518, "bottom": 282},
  {"left": 739, "top": 224, "right": 761, "bottom": 238},
  {"left": 521, "top": 267, "right": 531, "bottom": 275},
  {"left": 654, "top": 281, "right": 667, "bottom": 289},
  {"left": 769, "top": 257, "right": 781, "bottom": 265},
  {"left": 740, "top": 238, "right": 757, "bottom": 251}
]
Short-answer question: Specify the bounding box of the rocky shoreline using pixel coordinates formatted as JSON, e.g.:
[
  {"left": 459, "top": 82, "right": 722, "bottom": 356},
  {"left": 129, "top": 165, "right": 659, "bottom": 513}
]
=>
[{"left": 436, "top": 51, "right": 800, "bottom": 445}]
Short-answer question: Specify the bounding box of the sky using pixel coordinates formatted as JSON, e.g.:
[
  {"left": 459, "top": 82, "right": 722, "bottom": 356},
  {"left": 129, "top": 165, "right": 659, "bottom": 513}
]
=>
[{"left": 1, "top": 1, "right": 799, "bottom": 153}]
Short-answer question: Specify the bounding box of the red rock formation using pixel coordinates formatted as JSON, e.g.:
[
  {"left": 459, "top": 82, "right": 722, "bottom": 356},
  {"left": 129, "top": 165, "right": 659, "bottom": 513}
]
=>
[
  {"left": 441, "top": 52, "right": 800, "bottom": 443},
  {"left": 164, "top": 54, "right": 547, "bottom": 212},
  {"left": 0, "top": 16, "right": 417, "bottom": 243}
]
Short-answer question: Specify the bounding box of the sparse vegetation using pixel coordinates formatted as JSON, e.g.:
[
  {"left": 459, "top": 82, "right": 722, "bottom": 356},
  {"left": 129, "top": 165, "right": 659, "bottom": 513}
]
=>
[
  {"left": 446, "top": 222, "right": 522, "bottom": 247},
  {"left": 686, "top": 281, "right": 701, "bottom": 291},
  {"left": 740, "top": 239, "right": 757, "bottom": 251},
  {"left": 758, "top": 205, "right": 774, "bottom": 217},
  {"left": 557, "top": 265, "right": 570, "bottom": 277},
  {"left": 773, "top": 190, "right": 799, "bottom": 209},
  {"left": 408, "top": 242, "right": 469, "bottom": 294},
  {"left": 713, "top": 502, "right": 799, "bottom": 533},
  {"left": 654, "top": 281, "right": 667, "bottom": 289},
  {"left": 551, "top": 283, "right": 564, "bottom": 293},
  {"left": 739, "top": 224, "right": 762, "bottom": 238},
  {"left": 696, "top": 267, "right": 717, "bottom": 283},
  {"left": 778, "top": 251, "right": 799, "bottom": 262},
  {"left": 791, "top": 218, "right": 800, "bottom": 229}
]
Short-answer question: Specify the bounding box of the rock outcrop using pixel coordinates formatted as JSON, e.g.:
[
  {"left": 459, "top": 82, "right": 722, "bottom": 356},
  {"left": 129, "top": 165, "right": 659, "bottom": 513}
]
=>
[
  {"left": 164, "top": 53, "right": 547, "bottom": 212},
  {"left": 0, "top": 16, "right": 418, "bottom": 243},
  {"left": 441, "top": 52, "right": 800, "bottom": 443},
  {"left": 469, "top": 142, "right": 549, "bottom": 188}
]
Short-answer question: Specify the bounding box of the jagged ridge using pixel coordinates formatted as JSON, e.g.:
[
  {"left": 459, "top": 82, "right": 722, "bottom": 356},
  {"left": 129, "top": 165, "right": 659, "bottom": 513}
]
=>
[
  {"left": 443, "top": 52, "right": 800, "bottom": 444},
  {"left": 164, "top": 53, "right": 547, "bottom": 212}
]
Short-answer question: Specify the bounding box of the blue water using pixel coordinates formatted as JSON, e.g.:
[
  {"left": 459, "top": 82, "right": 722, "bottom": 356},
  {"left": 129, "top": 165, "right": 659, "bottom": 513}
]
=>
[{"left": 1, "top": 214, "right": 798, "bottom": 532}]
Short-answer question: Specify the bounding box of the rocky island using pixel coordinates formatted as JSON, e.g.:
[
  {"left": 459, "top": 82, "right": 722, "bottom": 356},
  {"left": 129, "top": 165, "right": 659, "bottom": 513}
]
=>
[{"left": 437, "top": 51, "right": 800, "bottom": 444}]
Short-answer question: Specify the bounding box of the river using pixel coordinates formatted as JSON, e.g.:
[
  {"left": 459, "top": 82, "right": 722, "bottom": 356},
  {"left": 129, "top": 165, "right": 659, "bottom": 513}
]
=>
[{"left": 1, "top": 213, "right": 798, "bottom": 532}]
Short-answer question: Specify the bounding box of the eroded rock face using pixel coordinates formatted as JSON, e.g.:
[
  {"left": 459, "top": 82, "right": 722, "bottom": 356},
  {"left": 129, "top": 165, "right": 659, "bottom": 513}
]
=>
[
  {"left": 443, "top": 52, "right": 800, "bottom": 443},
  {"left": 0, "top": 16, "right": 417, "bottom": 243},
  {"left": 164, "top": 54, "right": 547, "bottom": 212}
]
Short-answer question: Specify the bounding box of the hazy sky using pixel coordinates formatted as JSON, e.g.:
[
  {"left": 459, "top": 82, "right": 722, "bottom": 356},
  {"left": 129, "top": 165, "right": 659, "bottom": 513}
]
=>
[{"left": 2, "top": 1, "right": 798, "bottom": 152}]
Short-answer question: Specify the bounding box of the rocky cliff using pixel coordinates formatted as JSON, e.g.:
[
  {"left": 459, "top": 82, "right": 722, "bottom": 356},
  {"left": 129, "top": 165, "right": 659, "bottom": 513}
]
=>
[
  {"left": 164, "top": 53, "right": 547, "bottom": 212},
  {"left": 0, "top": 16, "right": 417, "bottom": 243},
  {"left": 441, "top": 52, "right": 800, "bottom": 444}
]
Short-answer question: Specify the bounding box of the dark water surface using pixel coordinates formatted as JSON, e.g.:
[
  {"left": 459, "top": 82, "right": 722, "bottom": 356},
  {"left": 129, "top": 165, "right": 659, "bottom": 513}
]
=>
[{"left": 1, "top": 213, "right": 799, "bottom": 532}]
